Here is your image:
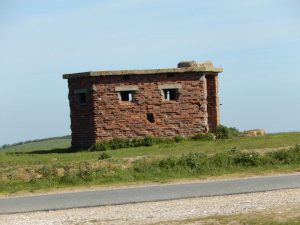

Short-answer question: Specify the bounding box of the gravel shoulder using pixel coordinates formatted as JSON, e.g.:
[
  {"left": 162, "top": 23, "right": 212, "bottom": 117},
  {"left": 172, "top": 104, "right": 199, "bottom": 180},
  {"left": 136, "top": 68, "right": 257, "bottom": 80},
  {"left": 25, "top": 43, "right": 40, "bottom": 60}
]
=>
[{"left": 1, "top": 188, "right": 299, "bottom": 225}]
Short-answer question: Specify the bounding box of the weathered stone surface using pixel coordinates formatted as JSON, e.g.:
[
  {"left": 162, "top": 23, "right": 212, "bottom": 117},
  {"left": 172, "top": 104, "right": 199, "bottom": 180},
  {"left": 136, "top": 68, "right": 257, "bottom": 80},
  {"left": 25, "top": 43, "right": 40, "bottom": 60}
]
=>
[
  {"left": 243, "top": 129, "right": 266, "bottom": 137},
  {"left": 177, "top": 61, "right": 214, "bottom": 70}
]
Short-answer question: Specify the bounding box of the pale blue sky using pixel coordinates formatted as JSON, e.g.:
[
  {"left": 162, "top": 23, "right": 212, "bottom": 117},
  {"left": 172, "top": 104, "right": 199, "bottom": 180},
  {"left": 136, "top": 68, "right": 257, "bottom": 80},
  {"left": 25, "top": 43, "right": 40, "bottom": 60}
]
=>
[{"left": 0, "top": 0, "right": 300, "bottom": 145}]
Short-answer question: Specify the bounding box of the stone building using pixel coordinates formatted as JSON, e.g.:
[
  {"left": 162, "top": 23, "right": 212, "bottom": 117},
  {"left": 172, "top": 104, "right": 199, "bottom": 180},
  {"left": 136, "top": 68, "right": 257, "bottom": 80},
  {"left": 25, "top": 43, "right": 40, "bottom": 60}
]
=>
[{"left": 63, "top": 61, "right": 223, "bottom": 148}]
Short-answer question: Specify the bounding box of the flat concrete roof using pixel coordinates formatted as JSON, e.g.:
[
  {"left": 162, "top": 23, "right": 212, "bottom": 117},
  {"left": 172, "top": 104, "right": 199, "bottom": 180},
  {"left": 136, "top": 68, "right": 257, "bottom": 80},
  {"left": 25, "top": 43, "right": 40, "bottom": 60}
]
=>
[{"left": 62, "top": 61, "right": 223, "bottom": 79}]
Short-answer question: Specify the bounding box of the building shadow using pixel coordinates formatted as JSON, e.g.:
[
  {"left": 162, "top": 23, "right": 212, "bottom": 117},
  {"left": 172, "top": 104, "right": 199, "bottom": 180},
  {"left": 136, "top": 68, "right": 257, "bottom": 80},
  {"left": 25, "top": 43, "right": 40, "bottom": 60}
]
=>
[{"left": 7, "top": 147, "right": 83, "bottom": 155}]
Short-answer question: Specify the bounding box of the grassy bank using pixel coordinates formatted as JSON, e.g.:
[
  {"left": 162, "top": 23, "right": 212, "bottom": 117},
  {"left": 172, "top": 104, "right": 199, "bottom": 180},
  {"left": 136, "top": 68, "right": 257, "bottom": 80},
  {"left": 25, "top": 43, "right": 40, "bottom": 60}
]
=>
[{"left": 0, "top": 132, "right": 300, "bottom": 194}]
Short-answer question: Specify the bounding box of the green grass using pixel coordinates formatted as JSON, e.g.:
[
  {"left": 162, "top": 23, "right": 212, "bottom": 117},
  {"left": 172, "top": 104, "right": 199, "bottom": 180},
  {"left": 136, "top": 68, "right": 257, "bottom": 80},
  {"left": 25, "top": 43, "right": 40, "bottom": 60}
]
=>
[
  {"left": 0, "top": 132, "right": 300, "bottom": 194},
  {"left": 108, "top": 132, "right": 300, "bottom": 158},
  {"left": 0, "top": 138, "right": 71, "bottom": 153},
  {"left": 1, "top": 132, "right": 300, "bottom": 167}
]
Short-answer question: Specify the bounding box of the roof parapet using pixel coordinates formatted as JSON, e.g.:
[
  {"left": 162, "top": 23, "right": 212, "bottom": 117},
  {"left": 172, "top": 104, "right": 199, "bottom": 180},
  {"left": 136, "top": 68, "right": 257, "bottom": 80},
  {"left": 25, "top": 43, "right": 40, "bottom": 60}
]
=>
[{"left": 63, "top": 60, "right": 223, "bottom": 79}]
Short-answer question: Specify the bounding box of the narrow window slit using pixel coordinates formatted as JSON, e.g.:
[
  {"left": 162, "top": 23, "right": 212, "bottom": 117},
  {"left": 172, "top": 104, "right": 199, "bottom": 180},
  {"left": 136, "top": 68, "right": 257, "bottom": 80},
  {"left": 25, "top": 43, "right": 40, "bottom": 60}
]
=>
[
  {"left": 75, "top": 89, "right": 88, "bottom": 105},
  {"left": 147, "top": 113, "right": 155, "bottom": 123}
]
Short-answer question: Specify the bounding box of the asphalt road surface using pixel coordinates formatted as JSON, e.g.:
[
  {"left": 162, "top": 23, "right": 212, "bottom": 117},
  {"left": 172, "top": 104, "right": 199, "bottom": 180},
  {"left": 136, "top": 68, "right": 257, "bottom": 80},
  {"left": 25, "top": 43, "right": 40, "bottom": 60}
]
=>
[{"left": 1, "top": 174, "right": 300, "bottom": 214}]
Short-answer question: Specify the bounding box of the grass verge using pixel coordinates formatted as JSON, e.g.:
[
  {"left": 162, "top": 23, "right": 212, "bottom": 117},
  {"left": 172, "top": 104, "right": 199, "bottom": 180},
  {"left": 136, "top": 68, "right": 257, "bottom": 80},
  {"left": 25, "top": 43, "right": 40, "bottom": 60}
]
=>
[{"left": 0, "top": 143, "right": 300, "bottom": 194}]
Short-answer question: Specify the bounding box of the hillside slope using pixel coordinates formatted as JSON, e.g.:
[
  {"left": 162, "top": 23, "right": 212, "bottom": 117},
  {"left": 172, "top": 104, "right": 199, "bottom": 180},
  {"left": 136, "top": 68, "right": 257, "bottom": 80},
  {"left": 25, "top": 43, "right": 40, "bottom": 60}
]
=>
[{"left": 0, "top": 132, "right": 299, "bottom": 194}]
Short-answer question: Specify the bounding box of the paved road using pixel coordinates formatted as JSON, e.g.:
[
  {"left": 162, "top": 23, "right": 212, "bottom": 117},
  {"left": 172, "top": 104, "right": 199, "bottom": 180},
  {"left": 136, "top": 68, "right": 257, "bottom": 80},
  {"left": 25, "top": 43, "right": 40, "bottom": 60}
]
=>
[{"left": 1, "top": 174, "right": 300, "bottom": 214}]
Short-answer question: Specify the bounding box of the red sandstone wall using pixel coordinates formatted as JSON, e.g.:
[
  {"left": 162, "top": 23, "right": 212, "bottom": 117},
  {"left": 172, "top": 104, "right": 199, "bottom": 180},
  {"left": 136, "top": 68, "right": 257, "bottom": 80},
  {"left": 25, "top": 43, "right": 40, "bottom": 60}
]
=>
[
  {"left": 91, "top": 73, "right": 208, "bottom": 142},
  {"left": 68, "top": 72, "right": 219, "bottom": 148},
  {"left": 68, "top": 78, "right": 95, "bottom": 148},
  {"left": 206, "top": 74, "right": 220, "bottom": 131}
]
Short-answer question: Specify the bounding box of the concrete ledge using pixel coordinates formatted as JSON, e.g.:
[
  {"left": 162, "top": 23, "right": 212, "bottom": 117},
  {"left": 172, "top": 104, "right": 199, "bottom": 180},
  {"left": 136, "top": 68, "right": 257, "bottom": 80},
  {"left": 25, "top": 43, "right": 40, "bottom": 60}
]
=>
[
  {"left": 158, "top": 84, "right": 182, "bottom": 90},
  {"left": 115, "top": 85, "right": 139, "bottom": 92},
  {"left": 63, "top": 67, "right": 223, "bottom": 79}
]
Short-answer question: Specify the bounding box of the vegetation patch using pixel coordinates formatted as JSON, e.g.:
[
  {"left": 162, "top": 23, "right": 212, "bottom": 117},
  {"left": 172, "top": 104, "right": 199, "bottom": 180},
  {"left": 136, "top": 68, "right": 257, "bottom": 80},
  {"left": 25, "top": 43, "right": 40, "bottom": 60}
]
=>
[
  {"left": 89, "top": 136, "right": 186, "bottom": 151},
  {"left": 131, "top": 145, "right": 300, "bottom": 176},
  {"left": 88, "top": 125, "right": 239, "bottom": 152},
  {"left": 213, "top": 125, "right": 240, "bottom": 139},
  {"left": 0, "top": 143, "right": 299, "bottom": 194},
  {"left": 1, "top": 131, "right": 300, "bottom": 194}
]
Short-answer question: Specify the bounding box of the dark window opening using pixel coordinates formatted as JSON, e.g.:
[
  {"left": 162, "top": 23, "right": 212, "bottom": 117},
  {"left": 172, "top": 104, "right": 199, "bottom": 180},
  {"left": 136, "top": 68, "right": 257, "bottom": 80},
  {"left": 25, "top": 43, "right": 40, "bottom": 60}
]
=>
[
  {"left": 163, "top": 89, "right": 179, "bottom": 101},
  {"left": 120, "top": 91, "right": 135, "bottom": 102},
  {"left": 167, "top": 74, "right": 174, "bottom": 78},
  {"left": 76, "top": 92, "right": 87, "bottom": 105},
  {"left": 123, "top": 75, "right": 130, "bottom": 81},
  {"left": 147, "top": 113, "right": 155, "bottom": 123}
]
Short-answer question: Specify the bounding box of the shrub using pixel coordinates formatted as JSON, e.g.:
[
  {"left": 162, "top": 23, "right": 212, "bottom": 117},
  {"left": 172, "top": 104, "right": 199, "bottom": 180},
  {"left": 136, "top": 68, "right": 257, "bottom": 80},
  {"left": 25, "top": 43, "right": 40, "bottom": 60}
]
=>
[
  {"left": 98, "top": 152, "right": 111, "bottom": 160},
  {"left": 60, "top": 174, "right": 80, "bottom": 185},
  {"left": 133, "top": 158, "right": 153, "bottom": 173},
  {"left": 228, "top": 127, "right": 240, "bottom": 137},
  {"left": 214, "top": 125, "right": 240, "bottom": 139},
  {"left": 40, "top": 165, "right": 54, "bottom": 177},
  {"left": 192, "top": 133, "right": 215, "bottom": 141},
  {"left": 210, "top": 152, "right": 233, "bottom": 169},
  {"left": 89, "top": 142, "right": 109, "bottom": 151},
  {"left": 157, "top": 156, "right": 178, "bottom": 169},
  {"left": 131, "top": 138, "right": 145, "bottom": 147},
  {"left": 89, "top": 136, "right": 165, "bottom": 151},
  {"left": 232, "top": 151, "right": 260, "bottom": 167},
  {"left": 178, "top": 152, "right": 208, "bottom": 171},
  {"left": 292, "top": 144, "right": 300, "bottom": 153},
  {"left": 109, "top": 138, "right": 130, "bottom": 150},
  {"left": 291, "top": 144, "right": 300, "bottom": 162},
  {"left": 142, "top": 136, "right": 155, "bottom": 146},
  {"left": 78, "top": 161, "right": 94, "bottom": 181},
  {"left": 173, "top": 135, "right": 185, "bottom": 143},
  {"left": 268, "top": 150, "right": 291, "bottom": 164}
]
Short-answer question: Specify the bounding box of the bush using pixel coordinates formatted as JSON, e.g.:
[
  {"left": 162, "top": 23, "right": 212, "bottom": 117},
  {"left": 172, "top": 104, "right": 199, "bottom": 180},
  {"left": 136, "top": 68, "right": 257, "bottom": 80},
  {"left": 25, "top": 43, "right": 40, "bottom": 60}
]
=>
[
  {"left": 228, "top": 127, "right": 240, "bottom": 137},
  {"left": 268, "top": 150, "right": 291, "bottom": 163},
  {"left": 214, "top": 125, "right": 240, "bottom": 139},
  {"left": 266, "top": 146, "right": 300, "bottom": 164},
  {"left": 157, "top": 156, "right": 178, "bottom": 169},
  {"left": 292, "top": 144, "right": 300, "bottom": 153},
  {"left": 109, "top": 138, "right": 130, "bottom": 150},
  {"left": 192, "top": 133, "right": 215, "bottom": 141},
  {"left": 178, "top": 152, "right": 208, "bottom": 171},
  {"left": 98, "top": 152, "right": 111, "bottom": 160},
  {"left": 78, "top": 161, "right": 94, "bottom": 181},
  {"left": 88, "top": 128, "right": 240, "bottom": 152},
  {"left": 173, "top": 135, "right": 185, "bottom": 143},
  {"left": 131, "top": 138, "right": 145, "bottom": 147},
  {"left": 89, "top": 136, "right": 177, "bottom": 151},
  {"left": 89, "top": 142, "right": 109, "bottom": 151},
  {"left": 210, "top": 152, "right": 233, "bottom": 169},
  {"left": 40, "top": 164, "right": 54, "bottom": 177},
  {"left": 232, "top": 151, "right": 260, "bottom": 167},
  {"left": 142, "top": 136, "right": 155, "bottom": 146},
  {"left": 133, "top": 158, "right": 153, "bottom": 173}
]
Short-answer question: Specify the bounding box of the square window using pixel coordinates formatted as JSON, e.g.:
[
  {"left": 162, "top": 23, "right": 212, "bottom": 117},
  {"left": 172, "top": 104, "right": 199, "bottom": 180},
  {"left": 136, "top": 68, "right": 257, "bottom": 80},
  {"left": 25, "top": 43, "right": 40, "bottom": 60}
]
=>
[
  {"left": 163, "top": 89, "right": 179, "bottom": 101},
  {"left": 120, "top": 91, "right": 135, "bottom": 102}
]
